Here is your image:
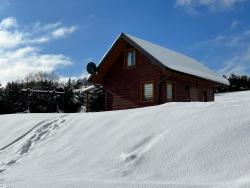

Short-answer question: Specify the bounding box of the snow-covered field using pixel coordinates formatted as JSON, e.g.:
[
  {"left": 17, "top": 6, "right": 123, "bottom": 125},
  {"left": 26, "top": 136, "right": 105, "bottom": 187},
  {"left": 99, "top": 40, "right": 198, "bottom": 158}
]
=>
[{"left": 0, "top": 91, "right": 250, "bottom": 188}]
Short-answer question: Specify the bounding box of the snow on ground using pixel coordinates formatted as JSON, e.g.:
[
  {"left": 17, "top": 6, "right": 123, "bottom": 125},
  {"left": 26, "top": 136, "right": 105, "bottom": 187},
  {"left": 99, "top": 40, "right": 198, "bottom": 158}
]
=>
[{"left": 0, "top": 91, "right": 250, "bottom": 188}]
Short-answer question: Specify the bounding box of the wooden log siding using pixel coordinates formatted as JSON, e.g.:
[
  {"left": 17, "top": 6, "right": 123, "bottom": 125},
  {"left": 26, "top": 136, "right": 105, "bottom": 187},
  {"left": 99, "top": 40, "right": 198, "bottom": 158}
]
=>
[
  {"left": 102, "top": 47, "right": 216, "bottom": 110},
  {"left": 161, "top": 78, "right": 190, "bottom": 103},
  {"left": 104, "top": 47, "right": 161, "bottom": 111}
]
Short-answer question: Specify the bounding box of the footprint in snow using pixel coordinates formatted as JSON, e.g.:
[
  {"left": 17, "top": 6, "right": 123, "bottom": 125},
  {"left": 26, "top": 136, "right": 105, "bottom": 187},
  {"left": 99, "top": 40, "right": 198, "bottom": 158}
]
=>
[
  {"left": 121, "top": 130, "right": 169, "bottom": 163},
  {"left": 0, "top": 114, "right": 68, "bottom": 177},
  {"left": 114, "top": 130, "right": 169, "bottom": 177}
]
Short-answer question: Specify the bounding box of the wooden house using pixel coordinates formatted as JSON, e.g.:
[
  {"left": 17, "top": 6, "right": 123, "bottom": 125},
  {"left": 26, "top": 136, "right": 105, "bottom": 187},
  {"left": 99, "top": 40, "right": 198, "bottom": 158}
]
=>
[{"left": 88, "top": 33, "right": 229, "bottom": 111}]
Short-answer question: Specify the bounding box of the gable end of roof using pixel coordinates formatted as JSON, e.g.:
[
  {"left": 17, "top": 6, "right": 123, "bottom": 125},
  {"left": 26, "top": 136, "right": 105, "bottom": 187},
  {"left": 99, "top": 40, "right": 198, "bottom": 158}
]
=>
[{"left": 90, "top": 33, "right": 229, "bottom": 86}]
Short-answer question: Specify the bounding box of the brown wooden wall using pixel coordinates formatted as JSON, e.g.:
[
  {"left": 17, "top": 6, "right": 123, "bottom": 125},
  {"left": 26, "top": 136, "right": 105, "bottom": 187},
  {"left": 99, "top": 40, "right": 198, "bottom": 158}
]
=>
[
  {"left": 160, "top": 73, "right": 215, "bottom": 103},
  {"left": 104, "top": 45, "right": 162, "bottom": 111},
  {"left": 101, "top": 42, "right": 216, "bottom": 111}
]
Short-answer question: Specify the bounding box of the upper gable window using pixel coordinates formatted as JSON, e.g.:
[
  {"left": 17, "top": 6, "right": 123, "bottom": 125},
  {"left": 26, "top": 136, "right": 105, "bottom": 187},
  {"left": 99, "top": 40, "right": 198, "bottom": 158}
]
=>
[{"left": 125, "top": 50, "right": 136, "bottom": 67}]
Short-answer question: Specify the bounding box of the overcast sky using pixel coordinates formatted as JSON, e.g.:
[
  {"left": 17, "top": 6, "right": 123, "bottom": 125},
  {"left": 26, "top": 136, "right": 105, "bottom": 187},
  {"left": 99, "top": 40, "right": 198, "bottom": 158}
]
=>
[{"left": 0, "top": 0, "right": 250, "bottom": 84}]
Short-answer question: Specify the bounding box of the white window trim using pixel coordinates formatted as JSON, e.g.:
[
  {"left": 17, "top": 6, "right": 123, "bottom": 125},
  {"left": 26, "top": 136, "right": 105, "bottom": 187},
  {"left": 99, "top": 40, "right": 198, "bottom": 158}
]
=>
[
  {"left": 166, "top": 82, "right": 175, "bottom": 101},
  {"left": 126, "top": 50, "right": 136, "bottom": 67},
  {"left": 143, "top": 82, "right": 154, "bottom": 101}
]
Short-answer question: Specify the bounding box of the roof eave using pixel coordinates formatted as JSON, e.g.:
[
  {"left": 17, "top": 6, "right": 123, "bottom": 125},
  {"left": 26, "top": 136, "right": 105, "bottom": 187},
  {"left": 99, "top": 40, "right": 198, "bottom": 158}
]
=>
[
  {"left": 122, "top": 33, "right": 166, "bottom": 70},
  {"left": 88, "top": 33, "right": 124, "bottom": 83},
  {"left": 164, "top": 66, "right": 229, "bottom": 86}
]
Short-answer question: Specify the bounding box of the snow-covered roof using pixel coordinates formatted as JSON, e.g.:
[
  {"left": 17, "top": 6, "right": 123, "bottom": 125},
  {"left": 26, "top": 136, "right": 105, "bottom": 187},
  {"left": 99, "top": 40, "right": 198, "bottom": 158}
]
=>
[
  {"left": 74, "top": 85, "right": 103, "bottom": 93},
  {"left": 74, "top": 85, "right": 95, "bottom": 92},
  {"left": 79, "top": 85, "right": 96, "bottom": 92},
  {"left": 123, "top": 33, "right": 229, "bottom": 86}
]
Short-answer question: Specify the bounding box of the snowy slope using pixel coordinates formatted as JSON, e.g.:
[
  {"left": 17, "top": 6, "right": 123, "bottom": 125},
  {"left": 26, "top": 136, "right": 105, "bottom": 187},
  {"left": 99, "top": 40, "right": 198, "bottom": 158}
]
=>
[{"left": 0, "top": 91, "right": 250, "bottom": 188}]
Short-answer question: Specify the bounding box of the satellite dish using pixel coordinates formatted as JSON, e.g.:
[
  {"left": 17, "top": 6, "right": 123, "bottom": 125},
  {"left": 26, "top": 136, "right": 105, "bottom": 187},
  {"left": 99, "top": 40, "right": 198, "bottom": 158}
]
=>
[{"left": 86, "top": 62, "right": 97, "bottom": 74}]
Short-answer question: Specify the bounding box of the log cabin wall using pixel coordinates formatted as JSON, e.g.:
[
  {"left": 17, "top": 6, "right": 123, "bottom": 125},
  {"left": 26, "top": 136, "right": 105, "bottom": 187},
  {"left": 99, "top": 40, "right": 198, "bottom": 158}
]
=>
[
  {"left": 161, "top": 76, "right": 190, "bottom": 103},
  {"left": 100, "top": 41, "right": 216, "bottom": 111},
  {"left": 103, "top": 49, "right": 216, "bottom": 110},
  {"left": 160, "top": 73, "right": 215, "bottom": 103},
  {"left": 103, "top": 46, "right": 162, "bottom": 111}
]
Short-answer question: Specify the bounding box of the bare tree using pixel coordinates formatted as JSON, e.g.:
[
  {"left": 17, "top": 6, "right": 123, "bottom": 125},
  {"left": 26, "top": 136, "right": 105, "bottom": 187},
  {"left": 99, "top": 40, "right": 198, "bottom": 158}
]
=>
[{"left": 24, "top": 71, "right": 59, "bottom": 82}]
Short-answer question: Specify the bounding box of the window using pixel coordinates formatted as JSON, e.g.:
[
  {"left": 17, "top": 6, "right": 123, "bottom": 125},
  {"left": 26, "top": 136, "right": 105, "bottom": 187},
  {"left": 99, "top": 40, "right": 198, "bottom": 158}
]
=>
[
  {"left": 143, "top": 82, "right": 154, "bottom": 101},
  {"left": 167, "top": 83, "right": 174, "bottom": 101},
  {"left": 125, "top": 50, "right": 136, "bottom": 67}
]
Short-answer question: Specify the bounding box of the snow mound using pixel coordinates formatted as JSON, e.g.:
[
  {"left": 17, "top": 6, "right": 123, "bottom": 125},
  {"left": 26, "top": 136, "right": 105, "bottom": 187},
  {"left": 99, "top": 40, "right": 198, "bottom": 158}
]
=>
[{"left": 0, "top": 91, "right": 250, "bottom": 188}]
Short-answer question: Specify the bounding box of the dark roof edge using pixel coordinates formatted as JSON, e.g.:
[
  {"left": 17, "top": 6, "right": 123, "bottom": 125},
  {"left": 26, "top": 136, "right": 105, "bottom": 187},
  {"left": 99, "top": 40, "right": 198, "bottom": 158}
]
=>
[
  {"left": 121, "top": 33, "right": 166, "bottom": 69},
  {"left": 88, "top": 33, "right": 123, "bottom": 82}
]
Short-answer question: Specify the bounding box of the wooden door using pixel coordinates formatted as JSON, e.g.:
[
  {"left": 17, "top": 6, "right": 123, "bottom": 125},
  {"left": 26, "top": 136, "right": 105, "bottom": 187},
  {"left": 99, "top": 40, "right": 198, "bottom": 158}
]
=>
[
  {"left": 203, "top": 90, "right": 208, "bottom": 102},
  {"left": 166, "top": 82, "right": 175, "bottom": 102},
  {"left": 190, "top": 87, "right": 198, "bottom": 101}
]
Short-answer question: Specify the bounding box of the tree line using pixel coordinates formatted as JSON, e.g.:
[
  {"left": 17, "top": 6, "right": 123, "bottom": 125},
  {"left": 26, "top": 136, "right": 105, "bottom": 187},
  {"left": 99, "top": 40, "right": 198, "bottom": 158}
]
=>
[
  {"left": 0, "top": 73, "right": 249, "bottom": 114},
  {"left": 0, "top": 72, "right": 104, "bottom": 114},
  {"left": 217, "top": 74, "right": 250, "bottom": 93}
]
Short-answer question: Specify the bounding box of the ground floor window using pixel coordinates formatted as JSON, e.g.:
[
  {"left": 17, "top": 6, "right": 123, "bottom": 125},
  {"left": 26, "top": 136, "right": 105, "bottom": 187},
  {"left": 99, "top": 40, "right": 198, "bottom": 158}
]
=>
[
  {"left": 166, "top": 82, "right": 175, "bottom": 101},
  {"left": 143, "top": 82, "right": 154, "bottom": 101}
]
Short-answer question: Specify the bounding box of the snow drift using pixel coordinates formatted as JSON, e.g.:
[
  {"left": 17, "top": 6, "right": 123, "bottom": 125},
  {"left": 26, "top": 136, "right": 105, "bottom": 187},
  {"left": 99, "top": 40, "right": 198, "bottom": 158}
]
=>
[{"left": 0, "top": 91, "right": 250, "bottom": 188}]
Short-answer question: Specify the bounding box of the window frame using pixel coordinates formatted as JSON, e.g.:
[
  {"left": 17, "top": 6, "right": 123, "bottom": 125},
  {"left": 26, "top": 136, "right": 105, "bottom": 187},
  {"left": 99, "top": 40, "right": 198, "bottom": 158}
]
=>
[
  {"left": 124, "top": 49, "right": 136, "bottom": 69},
  {"left": 141, "top": 80, "right": 154, "bottom": 102}
]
